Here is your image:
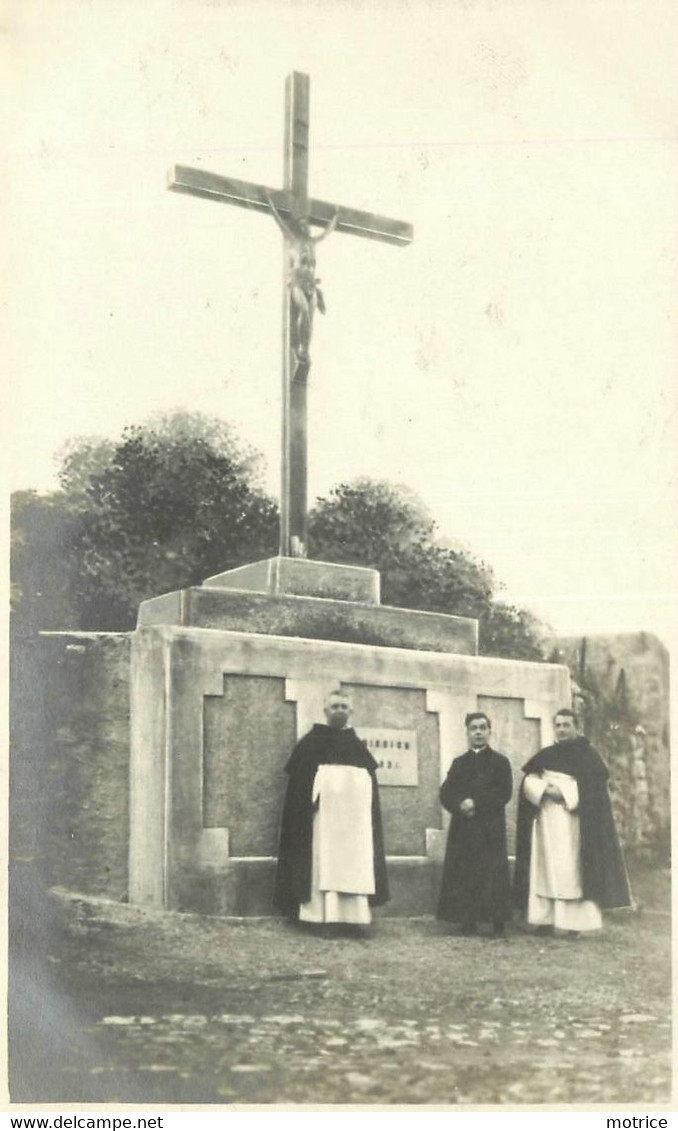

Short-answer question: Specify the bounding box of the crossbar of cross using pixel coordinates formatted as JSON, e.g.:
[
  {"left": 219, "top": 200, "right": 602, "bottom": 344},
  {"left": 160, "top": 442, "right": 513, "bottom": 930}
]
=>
[{"left": 168, "top": 72, "right": 413, "bottom": 558}]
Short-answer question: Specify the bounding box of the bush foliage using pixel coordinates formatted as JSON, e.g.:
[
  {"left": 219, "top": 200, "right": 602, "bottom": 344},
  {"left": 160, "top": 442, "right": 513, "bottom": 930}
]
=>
[
  {"left": 309, "top": 478, "right": 547, "bottom": 660},
  {"left": 12, "top": 413, "right": 548, "bottom": 659}
]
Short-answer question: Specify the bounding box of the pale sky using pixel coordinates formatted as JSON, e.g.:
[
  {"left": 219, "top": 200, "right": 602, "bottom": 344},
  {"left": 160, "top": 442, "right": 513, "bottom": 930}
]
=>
[{"left": 7, "top": 0, "right": 678, "bottom": 646}]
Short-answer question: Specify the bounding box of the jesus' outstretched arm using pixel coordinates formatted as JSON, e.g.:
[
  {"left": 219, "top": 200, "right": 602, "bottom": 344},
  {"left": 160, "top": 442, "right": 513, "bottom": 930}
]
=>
[
  {"left": 265, "top": 192, "right": 296, "bottom": 242},
  {"left": 311, "top": 209, "right": 339, "bottom": 244}
]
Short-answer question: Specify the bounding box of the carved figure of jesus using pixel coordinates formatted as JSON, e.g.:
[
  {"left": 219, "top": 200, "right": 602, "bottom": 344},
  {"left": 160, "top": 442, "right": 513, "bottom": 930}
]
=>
[
  {"left": 169, "top": 71, "right": 412, "bottom": 557},
  {"left": 267, "top": 193, "right": 339, "bottom": 363}
]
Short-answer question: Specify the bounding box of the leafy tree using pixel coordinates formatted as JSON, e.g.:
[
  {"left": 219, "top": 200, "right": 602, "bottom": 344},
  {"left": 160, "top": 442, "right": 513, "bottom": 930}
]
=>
[
  {"left": 308, "top": 478, "right": 435, "bottom": 564},
  {"left": 68, "top": 411, "right": 279, "bottom": 629},
  {"left": 308, "top": 478, "right": 547, "bottom": 660},
  {"left": 479, "top": 601, "right": 548, "bottom": 661},
  {"left": 12, "top": 411, "right": 279, "bottom": 632},
  {"left": 55, "top": 435, "right": 118, "bottom": 498},
  {"left": 12, "top": 424, "right": 547, "bottom": 659},
  {"left": 11, "top": 491, "right": 82, "bottom": 634}
]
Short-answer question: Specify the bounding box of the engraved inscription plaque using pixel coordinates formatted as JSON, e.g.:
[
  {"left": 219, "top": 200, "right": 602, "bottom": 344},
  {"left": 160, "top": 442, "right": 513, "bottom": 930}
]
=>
[{"left": 357, "top": 728, "right": 418, "bottom": 787}]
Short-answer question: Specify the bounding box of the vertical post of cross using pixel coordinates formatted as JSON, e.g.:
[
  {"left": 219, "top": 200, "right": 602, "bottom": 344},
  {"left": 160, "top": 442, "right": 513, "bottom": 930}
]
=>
[
  {"left": 168, "top": 71, "right": 412, "bottom": 561},
  {"left": 280, "top": 71, "right": 310, "bottom": 558}
]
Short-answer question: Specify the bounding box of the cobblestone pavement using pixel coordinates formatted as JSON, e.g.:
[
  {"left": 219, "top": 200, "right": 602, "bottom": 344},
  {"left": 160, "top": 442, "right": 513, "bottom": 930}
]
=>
[{"left": 10, "top": 870, "right": 671, "bottom": 1106}]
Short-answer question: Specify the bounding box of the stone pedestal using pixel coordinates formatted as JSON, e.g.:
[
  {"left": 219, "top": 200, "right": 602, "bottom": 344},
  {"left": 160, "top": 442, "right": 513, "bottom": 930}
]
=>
[
  {"left": 138, "top": 556, "right": 478, "bottom": 655},
  {"left": 129, "top": 560, "right": 570, "bottom": 916},
  {"left": 203, "top": 556, "right": 381, "bottom": 603}
]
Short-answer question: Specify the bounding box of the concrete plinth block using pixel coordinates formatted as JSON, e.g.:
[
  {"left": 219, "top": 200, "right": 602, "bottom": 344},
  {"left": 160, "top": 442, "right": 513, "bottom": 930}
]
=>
[
  {"left": 203, "top": 556, "right": 381, "bottom": 605},
  {"left": 174, "top": 858, "right": 277, "bottom": 917},
  {"left": 425, "top": 827, "right": 447, "bottom": 862},
  {"left": 197, "top": 828, "right": 230, "bottom": 869},
  {"left": 171, "top": 857, "right": 443, "bottom": 918},
  {"left": 128, "top": 624, "right": 570, "bottom": 917},
  {"left": 138, "top": 586, "right": 479, "bottom": 656},
  {"left": 374, "top": 858, "right": 443, "bottom": 918}
]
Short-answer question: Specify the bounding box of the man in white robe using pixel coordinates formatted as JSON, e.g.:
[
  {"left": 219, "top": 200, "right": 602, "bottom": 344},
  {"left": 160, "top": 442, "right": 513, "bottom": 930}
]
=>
[
  {"left": 514, "top": 709, "right": 631, "bottom": 937},
  {"left": 273, "top": 688, "right": 389, "bottom": 931},
  {"left": 523, "top": 765, "right": 602, "bottom": 934},
  {"left": 299, "top": 759, "right": 375, "bottom": 925}
]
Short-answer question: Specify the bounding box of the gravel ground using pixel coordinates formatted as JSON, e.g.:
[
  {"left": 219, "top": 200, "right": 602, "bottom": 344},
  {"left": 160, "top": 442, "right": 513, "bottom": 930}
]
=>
[{"left": 9, "top": 867, "right": 671, "bottom": 1107}]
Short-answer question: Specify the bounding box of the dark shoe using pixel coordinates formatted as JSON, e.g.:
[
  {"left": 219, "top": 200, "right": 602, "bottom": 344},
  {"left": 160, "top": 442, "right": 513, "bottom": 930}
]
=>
[
  {"left": 337, "top": 923, "right": 370, "bottom": 940},
  {"left": 307, "top": 923, "right": 340, "bottom": 938},
  {"left": 534, "top": 925, "right": 554, "bottom": 936},
  {"left": 491, "top": 921, "right": 506, "bottom": 937},
  {"left": 562, "top": 929, "right": 580, "bottom": 940},
  {"left": 458, "top": 922, "right": 478, "bottom": 936}
]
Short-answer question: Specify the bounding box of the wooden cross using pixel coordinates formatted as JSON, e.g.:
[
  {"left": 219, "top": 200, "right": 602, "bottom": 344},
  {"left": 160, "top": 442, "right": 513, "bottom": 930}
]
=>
[{"left": 168, "top": 71, "right": 413, "bottom": 559}]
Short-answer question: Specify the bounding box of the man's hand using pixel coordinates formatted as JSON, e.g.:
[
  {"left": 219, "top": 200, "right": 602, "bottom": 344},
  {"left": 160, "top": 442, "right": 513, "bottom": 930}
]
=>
[
  {"left": 459, "top": 798, "right": 475, "bottom": 818},
  {"left": 544, "top": 781, "right": 564, "bottom": 803}
]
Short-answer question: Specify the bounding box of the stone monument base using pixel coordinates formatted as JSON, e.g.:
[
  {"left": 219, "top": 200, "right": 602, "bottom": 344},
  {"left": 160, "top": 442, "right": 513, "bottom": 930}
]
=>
[
  {"left": 138, "top": 556, "right": 479, "bottom": 656},
  {"left": 129, "top": 610, "right": 568, "bottom": 916}
]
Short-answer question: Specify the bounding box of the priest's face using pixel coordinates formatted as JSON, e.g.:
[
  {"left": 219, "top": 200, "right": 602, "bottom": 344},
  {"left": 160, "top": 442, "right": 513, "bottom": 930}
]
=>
[
  {"left": 324, "top": 693, "right": 352, "bottom": 729},
  {"left": 467, "top": 717, "right": 491, "bottom": 750},
  {"left": 554, "top": 714, "right": 578, "bottom": 743}
]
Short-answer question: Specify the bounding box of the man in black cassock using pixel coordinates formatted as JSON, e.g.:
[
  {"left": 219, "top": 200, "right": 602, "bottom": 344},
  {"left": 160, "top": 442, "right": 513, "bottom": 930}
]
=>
[
  {"left": 437, "top": 712, "right": 513, "bottom": 937},
  {"left": 273, "top": 688, "right": 389, "bottom": 930},
  {"left": 513, "top": 708, "right": 631, "bottom": 938}
]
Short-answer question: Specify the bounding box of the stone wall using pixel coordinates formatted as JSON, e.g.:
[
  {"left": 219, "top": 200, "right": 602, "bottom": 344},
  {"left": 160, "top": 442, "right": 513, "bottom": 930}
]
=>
[
  {"left": 12, "top": 621, "right": 569, "bottom": 916},
  {"left": 554, "top": 631, "right": 671, "bottom": 848},
  {"left": 11, "top": 631, "right": 131, "bottom": 900},
  {"left": 128, "top": 624, "right": 568, "bottom": 915}
]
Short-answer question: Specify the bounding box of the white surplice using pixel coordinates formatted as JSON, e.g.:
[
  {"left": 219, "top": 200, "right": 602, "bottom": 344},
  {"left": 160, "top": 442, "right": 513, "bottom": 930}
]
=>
[
  {"left": 524, "top": 770, "right": 603, "bottom": 932},
  {"left": 298, "top": 763, "right": 375, "bottom": 925}
]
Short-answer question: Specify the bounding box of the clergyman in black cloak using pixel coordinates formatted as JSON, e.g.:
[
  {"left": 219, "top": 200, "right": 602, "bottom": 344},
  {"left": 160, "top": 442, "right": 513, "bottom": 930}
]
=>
[
  {"left": 513, "top": 707, "right": 631, "bottom": 935},
  {"left": 273, "top": 688, "right": 389, "bottom": 923},
  {"left": 436, "top": 712, "right": 513, "bottom": 936}
]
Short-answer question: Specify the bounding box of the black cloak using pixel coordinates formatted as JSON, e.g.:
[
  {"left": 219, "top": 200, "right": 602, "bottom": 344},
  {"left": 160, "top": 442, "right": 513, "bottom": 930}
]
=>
[
  {"left": 436, "top": 746, "right": 513, "bottom": 923},
  {"left": 513, "top": 736, "right": 631, "bottom": 911},
  {"left": 273, "top": 724, "right": 390, "bottom": 915}
]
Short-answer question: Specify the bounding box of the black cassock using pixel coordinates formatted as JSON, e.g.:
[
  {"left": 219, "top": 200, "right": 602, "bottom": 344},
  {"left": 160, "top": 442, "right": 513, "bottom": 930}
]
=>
[
  {"left": 437, "top": 747, "right": 513, "bottom": 923},
  {"left": 272, "top": 724, "right": 390, "bottom": 916}
]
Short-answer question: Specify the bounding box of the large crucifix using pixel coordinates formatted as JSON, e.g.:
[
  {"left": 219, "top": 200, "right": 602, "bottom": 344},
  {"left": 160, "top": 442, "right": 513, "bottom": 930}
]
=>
[{"left": 169, "top": 71, "right": 413, "bottom": 559}]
